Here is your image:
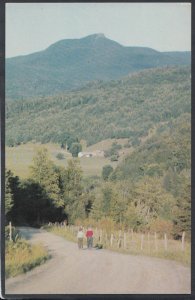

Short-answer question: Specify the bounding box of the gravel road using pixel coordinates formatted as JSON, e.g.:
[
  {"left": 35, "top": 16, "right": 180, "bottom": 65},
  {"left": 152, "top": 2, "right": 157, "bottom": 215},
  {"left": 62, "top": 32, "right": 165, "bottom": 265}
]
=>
[{"left": 5, "top": 227, "right": 191, "bottom": 295}]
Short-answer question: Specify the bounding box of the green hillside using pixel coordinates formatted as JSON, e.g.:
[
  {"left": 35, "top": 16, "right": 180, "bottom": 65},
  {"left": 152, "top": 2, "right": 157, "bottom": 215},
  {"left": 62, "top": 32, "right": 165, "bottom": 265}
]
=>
[
  {"left": 112, "top": 113, "right": 191, "bottom": 182},
  {"left": 6, "top": 34, "right": 190, "bottom": 100},
  {"left": 6, "top": 63, "right": 191, "bottom": 239},
  {"left": 6, "top": 66, "right": 191, "bottom": 147}
]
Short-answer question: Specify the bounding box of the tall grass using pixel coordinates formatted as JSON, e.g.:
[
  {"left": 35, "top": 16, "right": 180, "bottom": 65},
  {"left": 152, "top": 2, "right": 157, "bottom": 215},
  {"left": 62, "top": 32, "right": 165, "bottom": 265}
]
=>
[{"left": 5, "top": 239, "right": 51, "bottom": 278}]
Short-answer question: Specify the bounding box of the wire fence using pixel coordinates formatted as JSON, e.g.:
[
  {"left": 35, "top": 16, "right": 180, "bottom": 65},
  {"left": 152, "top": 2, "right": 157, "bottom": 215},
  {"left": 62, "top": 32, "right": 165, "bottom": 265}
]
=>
[{"left": 47, "top": 222, "right": 187, "bottom": 255}]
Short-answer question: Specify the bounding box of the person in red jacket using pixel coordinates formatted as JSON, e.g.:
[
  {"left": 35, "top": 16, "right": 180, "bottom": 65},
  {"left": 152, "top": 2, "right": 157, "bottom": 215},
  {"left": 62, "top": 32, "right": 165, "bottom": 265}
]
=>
[{"left": 86, "top": 226, "right": 93, "bottom": 249}]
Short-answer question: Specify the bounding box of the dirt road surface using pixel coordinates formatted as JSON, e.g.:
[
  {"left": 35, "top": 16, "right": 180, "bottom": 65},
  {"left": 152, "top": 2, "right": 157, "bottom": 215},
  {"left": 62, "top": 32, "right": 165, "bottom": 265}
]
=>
[{"left": 5, "top": 227, "right": 191, "bottom": 295}]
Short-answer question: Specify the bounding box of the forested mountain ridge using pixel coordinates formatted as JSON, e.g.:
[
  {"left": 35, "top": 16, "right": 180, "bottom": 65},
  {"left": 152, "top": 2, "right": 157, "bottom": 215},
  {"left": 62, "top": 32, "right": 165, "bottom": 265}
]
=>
[
  {"left": 6, "top": 66, "right": 191, "bottom": 147},
  {"left": 6, "top": 34, "right": 190, "bottom": 100}
]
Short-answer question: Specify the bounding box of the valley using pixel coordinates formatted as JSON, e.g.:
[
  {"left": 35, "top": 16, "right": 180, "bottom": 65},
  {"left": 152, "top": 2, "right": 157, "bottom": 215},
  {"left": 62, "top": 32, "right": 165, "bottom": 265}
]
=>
[{"left": 5, "top": 35, "right": 191, "bottom": 280}]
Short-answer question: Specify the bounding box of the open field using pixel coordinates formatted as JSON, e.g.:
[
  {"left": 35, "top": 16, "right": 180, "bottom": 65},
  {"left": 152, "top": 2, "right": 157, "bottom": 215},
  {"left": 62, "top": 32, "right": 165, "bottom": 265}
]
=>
[
  {"left": 85, "top": 138, "right": 129, "bottom": 151},
  {"left": 6, "top": 141, "right": 129, "bottom": 178}
]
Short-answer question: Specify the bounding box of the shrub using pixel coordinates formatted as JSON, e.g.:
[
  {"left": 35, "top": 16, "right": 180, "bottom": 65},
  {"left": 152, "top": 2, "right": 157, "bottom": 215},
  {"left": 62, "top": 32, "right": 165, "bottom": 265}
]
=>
[
  {"left": 56, "top": 153, "right": 65, "bottom": 160},
  {"left": 110, "top": 155, "right": 118, "bottom": 161},
  {"left": 148, "top": 218, "right": 173, "bottom": 238},
  {"left": 102, "top": 165, "right": 114, "bottom": 180},
  {"left": 98, "top": 217, "right": 115, "bottom": 234}
]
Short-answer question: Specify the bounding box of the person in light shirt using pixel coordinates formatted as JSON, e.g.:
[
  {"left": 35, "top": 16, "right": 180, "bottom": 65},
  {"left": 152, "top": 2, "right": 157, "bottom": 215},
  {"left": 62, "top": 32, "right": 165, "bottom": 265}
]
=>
[{"left": 77, "top": 227, "right": 84, "bottom": 249}]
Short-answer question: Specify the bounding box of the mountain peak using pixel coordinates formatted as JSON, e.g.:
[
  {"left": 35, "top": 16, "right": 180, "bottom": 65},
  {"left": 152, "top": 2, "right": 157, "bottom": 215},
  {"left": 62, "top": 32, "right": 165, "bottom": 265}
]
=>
[
  {"left": 84, "top": 33, "right": 106, "bottom": 40},
  {"left": 6, "top": 33, "right": 191, "bottom": 100},
  {"left": 94, "top": 33, "right": 105, "bottom": 38}
]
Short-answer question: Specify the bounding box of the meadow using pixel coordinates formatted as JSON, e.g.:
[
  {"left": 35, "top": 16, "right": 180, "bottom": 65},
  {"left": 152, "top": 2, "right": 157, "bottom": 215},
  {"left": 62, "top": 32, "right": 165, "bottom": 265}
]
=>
[{"left": 6, "top": 140, "right": 130, "bottom": 178}]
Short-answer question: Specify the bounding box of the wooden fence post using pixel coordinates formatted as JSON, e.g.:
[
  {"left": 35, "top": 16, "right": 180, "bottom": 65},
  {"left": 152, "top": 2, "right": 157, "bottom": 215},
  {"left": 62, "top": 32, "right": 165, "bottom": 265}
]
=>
[
  {"left": 110, "top": 233, "right": 113, "bottom": 247},
  {"left": 124, "top": 232, "right": 127, "bottom": 249},
  {"left": 164, "top": 233, "right": 168, "bottom": 251},
  {"left": 100, "top": 230, "right": 102, "bottom": 243},
  {"left": 141, "top": 234, "right": 144, "bottom": 251},
  {"left": 9, "top": 221, "right": 12, "bottom": 241},
  {"left": 118, "top": 230, "right": 122, "bottom": 248},
  {"left": 154, "top": 232, "right": 158, "bottom": 251},
  {"left": 147, "top": 232, "right": 150, "bottom": 252},
  {"left": 105, "top": 232, "right": 108, "bottom": 246},
  {"left": 131, "top": 229, "right": 134, "bottom": 241},
  {"left": 94, "top": 228, "right": 97, "bottom": 244},
  {"left": 181, "top": 231, "right": 185, "bottom": 251}
]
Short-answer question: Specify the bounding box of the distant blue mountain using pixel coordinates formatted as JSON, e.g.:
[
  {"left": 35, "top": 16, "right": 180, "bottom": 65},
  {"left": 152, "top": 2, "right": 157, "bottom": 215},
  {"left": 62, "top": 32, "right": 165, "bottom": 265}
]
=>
[{"left": 6, "top": 34, "right": 191, "bottom": 100}]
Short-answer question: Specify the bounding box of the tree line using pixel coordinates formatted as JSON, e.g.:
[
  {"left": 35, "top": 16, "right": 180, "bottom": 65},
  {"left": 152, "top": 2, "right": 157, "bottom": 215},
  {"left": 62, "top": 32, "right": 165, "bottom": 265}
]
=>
[{"left": 6, "top": 143, "right": 190, "bottom": 240}]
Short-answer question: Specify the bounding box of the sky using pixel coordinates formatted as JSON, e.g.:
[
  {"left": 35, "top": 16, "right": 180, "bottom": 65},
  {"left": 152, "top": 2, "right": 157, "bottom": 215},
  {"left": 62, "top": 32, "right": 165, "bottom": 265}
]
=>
[{"left": 6, "top": 3, "right": 191, "bottom": 58}]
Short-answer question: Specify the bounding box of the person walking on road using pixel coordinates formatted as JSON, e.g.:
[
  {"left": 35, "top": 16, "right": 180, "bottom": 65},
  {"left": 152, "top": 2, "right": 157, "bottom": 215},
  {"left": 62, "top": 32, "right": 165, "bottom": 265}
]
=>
[
  {"left": 86, "top": 226, "right": 94, "bottom": 249},
  {"left": 77, "top": 227, "right": 84, "bottom": 249}
]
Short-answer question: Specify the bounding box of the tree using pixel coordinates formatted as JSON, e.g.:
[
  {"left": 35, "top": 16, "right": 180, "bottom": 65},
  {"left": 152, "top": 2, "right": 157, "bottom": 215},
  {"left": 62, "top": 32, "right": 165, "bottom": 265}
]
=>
[
  {"left": 5, "top": 170, "right": 14, "bottom": 219},
  {"left": 102, "top": 165, "right": 113, "bottom": 181},
  {"left": 90, "top": 198, "right": 104, "bottom": 220},
  {"left": 7, "top": 173, "right": 23, "bottom": 225},
  {"left": 173, "top": 179, "right": 191, "bottom": 239},
  {"left": 102, "top": 184, "right": 113, "bottom": 216},
  {"left": 124, "top": 204, "right": 143, "bottom": 230},
  {"left": 60, "top": 160, "right": 84, "bottom": 223},
  {"left": 69, "top": 143, "right": 82, "bottom": 157},
  {"left": 133, "top": 177, "right": 176, "bottom": 224},
  {"left": 110, "top": 181, "right": 132, "bottom": 224},
  {"left": 66, "top": 136, "right": 78, "bottom": 150},
  {"left": 30, "top": 147, "right": 64, "bottom": 209},
  {"left": 18, "top": 179, "right": 47, "bottom": 225}
]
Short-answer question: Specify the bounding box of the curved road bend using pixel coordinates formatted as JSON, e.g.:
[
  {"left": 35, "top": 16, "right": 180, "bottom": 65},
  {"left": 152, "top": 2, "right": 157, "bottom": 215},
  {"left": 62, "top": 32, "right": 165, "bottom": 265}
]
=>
[{"left": 5, "top": 227, "right": 191, "bottom": 294}]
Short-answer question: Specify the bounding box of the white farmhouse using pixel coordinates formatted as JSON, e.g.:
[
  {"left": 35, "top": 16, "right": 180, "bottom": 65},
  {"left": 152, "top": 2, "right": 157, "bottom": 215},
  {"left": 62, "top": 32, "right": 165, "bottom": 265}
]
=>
[{"left": 78, "top": 150, "right": 104, "bottom": 158}]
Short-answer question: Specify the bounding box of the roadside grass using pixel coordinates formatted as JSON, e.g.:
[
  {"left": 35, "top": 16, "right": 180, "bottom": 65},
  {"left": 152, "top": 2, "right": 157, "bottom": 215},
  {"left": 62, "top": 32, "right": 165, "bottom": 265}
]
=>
[
  {"left": 5, "top": 239, "right": 51, "bottom": 278},
  {"left": 46, "top": 226, "right": 78, "bottom": 244},
  {"left": 105, "top": 242, "right": 191, "bottom": 266},
  {"left": 45, "top": 225, "right": 191, "bottom": 267}
]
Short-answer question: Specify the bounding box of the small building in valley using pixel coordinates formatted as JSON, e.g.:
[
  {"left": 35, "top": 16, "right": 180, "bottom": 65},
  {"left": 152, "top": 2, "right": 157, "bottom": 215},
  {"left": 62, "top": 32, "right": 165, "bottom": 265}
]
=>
[{"left": 78, "top": 150, "right": 104, "bottom": 158}]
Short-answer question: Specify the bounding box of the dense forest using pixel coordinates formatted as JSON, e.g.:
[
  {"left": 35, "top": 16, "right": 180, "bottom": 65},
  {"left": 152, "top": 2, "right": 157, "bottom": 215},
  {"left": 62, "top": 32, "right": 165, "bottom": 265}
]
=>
[
  {"left": 6, "top": 66, "right": 191, "bottom": 146},
  {"left": 5, "top": 61, "right": 191, "bottom": 241}
]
